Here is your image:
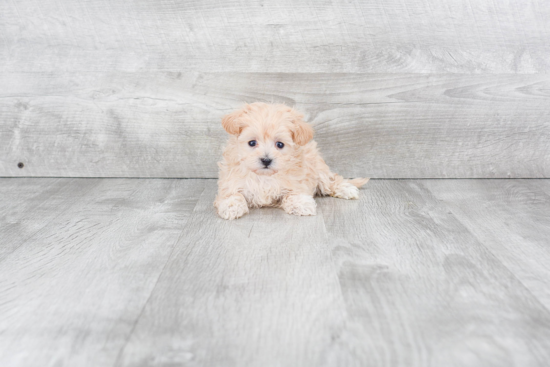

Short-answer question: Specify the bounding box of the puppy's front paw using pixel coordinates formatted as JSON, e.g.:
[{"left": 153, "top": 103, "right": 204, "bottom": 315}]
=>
[
  {"left": 216, "top": 194, "right": 249, "bottom": 220},
  {"left": 333, "top": 182, "right": 359, "bottom": 200},
  {"left": 282, "top": 194, "right": 317, "bottom": 216}
]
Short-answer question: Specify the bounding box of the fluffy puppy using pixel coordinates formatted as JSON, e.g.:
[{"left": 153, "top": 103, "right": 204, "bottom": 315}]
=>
[{"left": 214, "top": 102, "right": 369, "bottom": 220}]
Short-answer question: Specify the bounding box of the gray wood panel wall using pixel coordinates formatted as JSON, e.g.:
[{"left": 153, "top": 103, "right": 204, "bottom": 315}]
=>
[{"left": 1, "top": 0, "right": 549, "bottom": 178}]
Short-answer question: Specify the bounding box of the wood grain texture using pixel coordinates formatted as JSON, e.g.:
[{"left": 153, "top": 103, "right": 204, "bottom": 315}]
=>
[
  {"left": 0, "top": 178, "right": 204, "bottom": 367},
  {"left": 116, "top": 181, "right": 348, "bottom": 367},
  {"left": 0, "top": 178, "right": 61, "bottom": 220},
  {"left": 1, "top": 0, "right": 549, "bottom": 73},
  {"left": 2, "top": 178, "right": 550, "bottom": 366},
  {"left": 529, "top": 179, "right": 550, "bottom": 197},
  {"left": 319, "top": 180, "right": 550, "bottom": 366},
  {"left": 0, "top": 178, "right": 101, "bottom": 260},
  {"left": 2, "top": 72, "right": 549, "bottom": 178},
  {"left": 425, "top": 179, "right": 550, "bottom": 309}
]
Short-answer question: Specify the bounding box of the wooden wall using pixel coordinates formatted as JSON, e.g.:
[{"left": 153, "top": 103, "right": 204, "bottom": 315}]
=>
[{"left": 1, "top": 0, "right": 549, "bottom": 178}]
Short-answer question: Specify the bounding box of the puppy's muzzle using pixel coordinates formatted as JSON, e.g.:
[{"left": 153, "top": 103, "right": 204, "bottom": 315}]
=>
[{"left": 260, "top": 158, "right": 272, "bottom": 168}]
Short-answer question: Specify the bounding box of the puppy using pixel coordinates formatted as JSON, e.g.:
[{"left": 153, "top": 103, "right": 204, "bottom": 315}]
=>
[{"left": 214, "top": 102, "right": 369, "bottom": 220}]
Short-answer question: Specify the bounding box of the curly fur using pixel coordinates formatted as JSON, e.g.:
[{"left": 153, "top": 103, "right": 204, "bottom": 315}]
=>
[{"left": 214, "top": 102, "right": 369, "bottom": 220}]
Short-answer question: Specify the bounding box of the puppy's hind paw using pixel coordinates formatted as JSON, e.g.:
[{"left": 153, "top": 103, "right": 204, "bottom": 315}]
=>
[
  {"left": 333, "top": 182, "right": 359, "bottom": 200},
  {"left": 282, "top": 194, "right": 317, "bottom": 216},
  {"left": 215, "top": 195, "right": 249, "bottom": 220}
]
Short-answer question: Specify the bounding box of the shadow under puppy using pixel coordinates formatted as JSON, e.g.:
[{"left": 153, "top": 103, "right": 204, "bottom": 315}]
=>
[{"left": 215, "top": 102, "right": 369, "bottom": 220}]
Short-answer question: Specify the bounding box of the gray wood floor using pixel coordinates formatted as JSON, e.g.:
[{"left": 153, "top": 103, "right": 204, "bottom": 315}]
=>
[{"left": 1, "top": 178, "right": 550, "bottom": 367}]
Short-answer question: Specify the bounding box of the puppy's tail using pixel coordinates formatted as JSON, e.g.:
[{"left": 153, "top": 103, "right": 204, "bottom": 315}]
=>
[{"left": 347, "top": 177, "right": 370, "bottom": 188}]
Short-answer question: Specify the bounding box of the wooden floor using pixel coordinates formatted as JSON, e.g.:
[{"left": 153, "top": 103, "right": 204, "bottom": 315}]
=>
[{"left": 1, "top": 178, "right": 550, "bottom": 367}]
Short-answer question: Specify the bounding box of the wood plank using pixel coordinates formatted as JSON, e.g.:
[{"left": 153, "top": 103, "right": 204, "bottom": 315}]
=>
[
  {"left": 2, "top": 72, "right": 549, "bottom": 178},
  {"left": 319, "top": 180, "right": 550, "bottom": 366},
  {"left": 528, "top": 179, "right": 550, "bottom": 197},
  {"left": 0, "top": 179, "right": 204, "bottom": 366},
  {"left": 0, "top": 178, "right": 61, "bottom": 219},
  {"left": 0, "top": 178, "right": 101, "bottom": 260},
  {"left": 1, "top": 0, "right": 549, "bottom": 73},
  {"left": 424, "top": 179, "right": 550, "bottom": 309},
  {"left": 2, "top": 178, "right": 550, "bottom": 365},
  {"left": 116, "top": 181, "right": 348, "bottom": 367}
]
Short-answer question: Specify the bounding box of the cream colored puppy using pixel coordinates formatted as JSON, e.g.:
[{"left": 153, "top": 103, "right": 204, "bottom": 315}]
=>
[{"left": 214, "top": 102, "right": 369, "bottom": 220}]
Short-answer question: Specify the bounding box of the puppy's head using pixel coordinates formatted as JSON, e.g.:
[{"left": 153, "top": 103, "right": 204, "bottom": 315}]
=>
[{"left": 221, "top": 103, "right": 313, "bottom": 176}]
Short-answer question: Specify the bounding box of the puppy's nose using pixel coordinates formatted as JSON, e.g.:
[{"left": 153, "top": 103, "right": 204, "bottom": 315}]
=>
[{"left": 260, "top": 158, "right": 272, "bottom": 167}]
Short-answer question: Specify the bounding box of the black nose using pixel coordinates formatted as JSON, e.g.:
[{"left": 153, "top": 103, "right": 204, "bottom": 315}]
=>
[{"left": 260, "top": 158, "right": 272, "bottom": 167}]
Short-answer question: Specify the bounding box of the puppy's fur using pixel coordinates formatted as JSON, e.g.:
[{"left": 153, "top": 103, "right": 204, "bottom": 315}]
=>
[{"left": 215, "top": 103, "right": 369, "bottom": 220}]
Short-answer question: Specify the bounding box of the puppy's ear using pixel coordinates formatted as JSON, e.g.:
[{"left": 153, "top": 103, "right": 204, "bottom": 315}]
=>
[
  {"left": 221, "top": 107, "right": 247, "bottom": 135},
  {"left": 287, "top": 108, "right": 314, "bottom": 146}
]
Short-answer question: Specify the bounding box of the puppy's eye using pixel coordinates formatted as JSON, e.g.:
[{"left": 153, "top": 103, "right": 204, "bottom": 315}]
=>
[
  {"left": 276, "top": 142, "right": 284, "bottom": 149},
  {"left": 248, "top": 140, "right": 257, "bottom": 147}
]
